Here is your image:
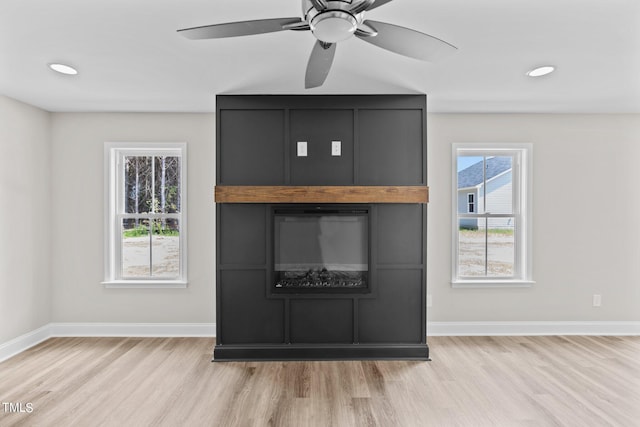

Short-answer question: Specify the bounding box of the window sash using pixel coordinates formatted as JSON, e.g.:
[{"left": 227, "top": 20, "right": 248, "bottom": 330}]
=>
[
  {"left": 452, "top": 144, "right": 531, "bottom": 285},
  {"left": 458, "top": 213, "right": 517, "bottom": 219},
  {"left": 117, "top": 215, "right": 182, "bottom": 280},
  {"left": 117, "top": 152, "right": 182, "bottom": 215},
  {"left": 117, "top": 213, "right": 181, "bottom": 220},
  {"left": 456, "top": 216, "right": 520, "bottom": 280}
]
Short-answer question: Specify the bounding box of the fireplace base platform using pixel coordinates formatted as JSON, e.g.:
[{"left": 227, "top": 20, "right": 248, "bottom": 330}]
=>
[{"left": 213, "top": 343, "right": 429, "bottom": 361}]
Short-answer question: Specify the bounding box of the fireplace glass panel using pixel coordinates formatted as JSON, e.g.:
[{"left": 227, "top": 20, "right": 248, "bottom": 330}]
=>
[{"left": 274, "top": 208, "right": 369, "bottom": 292}]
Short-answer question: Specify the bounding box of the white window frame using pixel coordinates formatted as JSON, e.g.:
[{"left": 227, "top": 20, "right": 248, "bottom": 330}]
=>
[
  {"left": 103, "top": 142, "right": 187, "bottom": 288},
  {"left": 467, "top": 193, "right": 475, "bottom": 213},
  {"left": 452, "top": 143, "right": 533, "bottom": 288}
]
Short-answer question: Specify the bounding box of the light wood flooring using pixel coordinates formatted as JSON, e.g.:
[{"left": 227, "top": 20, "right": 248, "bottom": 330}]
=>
[{"left": 1, "top": 336, "right": 639, "bottom": 426}]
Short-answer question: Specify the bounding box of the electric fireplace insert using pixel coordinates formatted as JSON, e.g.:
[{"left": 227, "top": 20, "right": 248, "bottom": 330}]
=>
[{"left": 273, "top": 205, "right": 370, "bottom": 293}]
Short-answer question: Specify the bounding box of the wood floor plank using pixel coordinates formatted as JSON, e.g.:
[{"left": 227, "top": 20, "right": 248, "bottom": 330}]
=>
[{"left": 1, "top": 336, "right": 639, "bottom": 426}]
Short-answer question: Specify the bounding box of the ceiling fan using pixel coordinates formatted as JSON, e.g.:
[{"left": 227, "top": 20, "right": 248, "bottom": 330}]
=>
[{"left": 177, "top": 0, "right": 457, "bottom": 89}]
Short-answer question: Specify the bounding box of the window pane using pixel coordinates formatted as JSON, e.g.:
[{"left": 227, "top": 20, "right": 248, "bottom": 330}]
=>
[
  {"left": 458, "top": 218, "right": 486, "bottom": 277},
  {"left": 457, "top": 155, "right": 484, "bottom": 189},
  {"left": 151, "top": 218, "right": 180, "bottom": 277},
  {"left": 154, "top": 156, "right": 181, "bottom": 213},
  {"left": 484, "top": 156, "right": 513, "bottom": 214},
  {"left": 459, "top": 217, "right": 515, "bottom": 278},
  {"left": 487, "top": 217, "right": 515, "bottom": 277},
  {"left": 122, "top": 218, "right": 150, "bottom": 277},
  {"left": 124, "top": 156, "right": 152, "bottom": 214}
]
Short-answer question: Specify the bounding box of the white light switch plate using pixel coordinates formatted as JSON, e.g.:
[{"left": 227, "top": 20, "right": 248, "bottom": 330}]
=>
[
  {"left": 331, "top": 140, "right": 341, "bottom": 156},
  {"left": 297, "top": 141, "right": 307, "bottom": 157}
]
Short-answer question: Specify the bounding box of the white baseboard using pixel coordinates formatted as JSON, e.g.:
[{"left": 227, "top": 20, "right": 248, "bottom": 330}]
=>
[
  {"left": 50, "top": 322, "right": 216, "bottom": 337},
  {"left": 0, "top": 324, "right": 51, "bottom": 363},
  {"left": 3, "top": 321, "right": 639, "bottom": 363},
  {"left": 428, "top": 321, "right": 640, "bottom": 336}
]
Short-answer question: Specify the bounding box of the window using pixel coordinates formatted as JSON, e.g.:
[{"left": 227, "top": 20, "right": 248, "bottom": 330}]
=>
[
  {"left": 452, "top": 143, "right": 532, "bottom": 286},
  {"left": 104, "top": 143, "right": 187, "bottom": 287},
  {"left": 467, "top": 193, "right": 475, "bottom": 213}
]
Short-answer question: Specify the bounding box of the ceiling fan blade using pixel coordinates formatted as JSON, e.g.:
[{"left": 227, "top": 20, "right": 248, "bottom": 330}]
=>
[
  {"left": 178, "top": 17, "right": 304, "bottom": 39},
  {"left": 310, "top": 0, "right": 328, "bottom": 11},
  {"left": 305, "top": 41, "right": 336, "bottom": 89},
  {"left": 357, "top": 20, "right": 457, "bottom": 61},
  {"left": 366, "top": 0, "right": 395, "bottom": 11},
  {"left": 350, "top": 0, "right": 375, "bottom": 14}
]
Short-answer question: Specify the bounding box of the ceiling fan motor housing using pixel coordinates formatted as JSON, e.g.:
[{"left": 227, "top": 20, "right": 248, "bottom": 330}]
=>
[{"left": 303, "top": 0, "right": 365, "bottom": 43}]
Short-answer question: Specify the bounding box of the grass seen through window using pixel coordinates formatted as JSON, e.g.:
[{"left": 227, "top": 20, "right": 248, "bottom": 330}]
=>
[{"left": 123, "top": 223, "right": 180, "bottom": 238}]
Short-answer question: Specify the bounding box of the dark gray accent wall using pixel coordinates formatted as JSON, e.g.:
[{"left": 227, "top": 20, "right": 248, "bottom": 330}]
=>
[
  {"left": 219, "top": 204, "right": 266, "bottom": 266},
  {"left": 290, "top": 299, "right": 353, "bottom": 343},
  {"left": 377, "top": 204, "right": 424, "bottom": 265},
  {"left": 219, "top": 109, "right": 285, "bottom": 185},
  {"left": 219, "top": 270, "right": 284, "bottom": 344},
  {"left": 216, "top": 95, "right": 427, "bottom": 187},
  {"left": 290, "top": 109, "right": 354, "bottom": 185},
  {"left": 358, "top": 109, "right": 424, "bottom": 185},
  {"left": 359, "top": 269, "right": 424, "bottom": 343},
  {"left": 215, "top": 95, "right": 428, "bottom": 360}
]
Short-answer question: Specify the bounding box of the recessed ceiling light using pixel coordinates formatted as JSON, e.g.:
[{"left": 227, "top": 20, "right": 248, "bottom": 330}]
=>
[
  {"left": 48, "top": 63, "right": 78, "bottom": 75},
  {"left": 526, "top": 65, "right": 555, "bottom": 77}
]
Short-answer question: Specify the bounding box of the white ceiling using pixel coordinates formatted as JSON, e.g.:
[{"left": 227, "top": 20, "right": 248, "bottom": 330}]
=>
[{"left": 1, "top": 0, "right": 639, "bottom": 113}]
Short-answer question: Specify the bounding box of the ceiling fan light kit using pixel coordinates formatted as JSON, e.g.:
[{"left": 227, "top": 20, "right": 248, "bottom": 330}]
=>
[
  {"left": 177, "top": 0, "right": 457, "bottom": 88},
  {"left": 309, "top": 10, "right": 359, "bottom": 43}
]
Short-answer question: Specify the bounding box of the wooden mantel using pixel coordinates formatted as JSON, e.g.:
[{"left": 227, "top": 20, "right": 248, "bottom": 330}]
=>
[{"left": 215, "top": 186, "right": 429, "bottom": 204}]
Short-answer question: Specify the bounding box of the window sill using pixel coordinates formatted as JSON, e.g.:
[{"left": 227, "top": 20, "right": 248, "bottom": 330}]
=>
[
  {"left": 102, "top": 280, "right": 188, "bottom": 289},
  {"left": 451, "top": 280, "right": 535, "bottom": 289}
]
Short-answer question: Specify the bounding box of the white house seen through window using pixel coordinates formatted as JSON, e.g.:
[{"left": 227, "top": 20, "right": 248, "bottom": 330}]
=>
[
  {"left": 452, "top": 144, "right": 532, "bottom": 286},
  {"left": 104, "top": 143, "right": 187, "bottom": 287}
]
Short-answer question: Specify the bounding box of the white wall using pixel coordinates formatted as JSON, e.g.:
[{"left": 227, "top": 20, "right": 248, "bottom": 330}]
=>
[
  {"left": 50, "top": 113, "right": 215, "bottom": 323},
  {"left": 28, "top": 111, "right": 640, "bottom": 328},
  {"left": 0, "top": 95, "right": 51, "bottom": 343},
  {"left": 428, "top": 114, "right": 640, "bottom": 322}
]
